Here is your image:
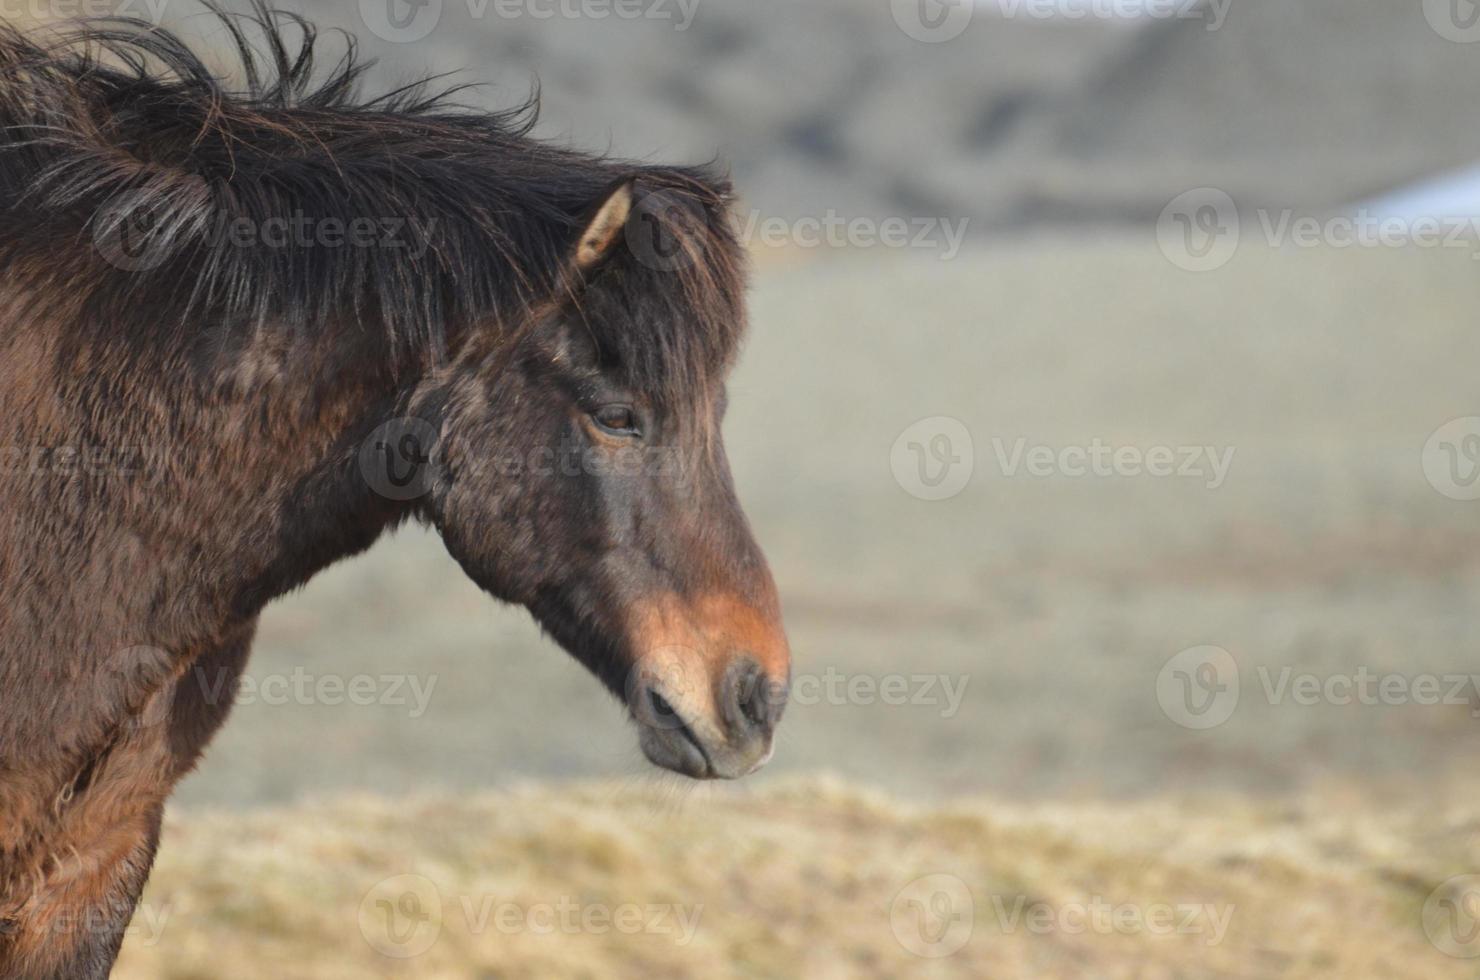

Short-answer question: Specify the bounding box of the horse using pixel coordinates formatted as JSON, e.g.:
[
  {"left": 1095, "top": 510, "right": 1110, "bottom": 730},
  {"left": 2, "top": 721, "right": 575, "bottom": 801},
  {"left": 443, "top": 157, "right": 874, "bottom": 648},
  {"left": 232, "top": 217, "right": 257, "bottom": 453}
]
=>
[{"left": 0, "top": 5, "right": 791, "bottom": 976}]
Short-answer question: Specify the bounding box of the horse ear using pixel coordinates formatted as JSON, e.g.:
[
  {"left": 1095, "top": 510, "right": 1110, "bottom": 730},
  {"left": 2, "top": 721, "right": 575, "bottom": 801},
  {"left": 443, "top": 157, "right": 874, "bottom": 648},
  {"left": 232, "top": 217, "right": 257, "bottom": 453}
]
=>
[{"left": 573, "top": 180, "right": 635, "bottom": 273}]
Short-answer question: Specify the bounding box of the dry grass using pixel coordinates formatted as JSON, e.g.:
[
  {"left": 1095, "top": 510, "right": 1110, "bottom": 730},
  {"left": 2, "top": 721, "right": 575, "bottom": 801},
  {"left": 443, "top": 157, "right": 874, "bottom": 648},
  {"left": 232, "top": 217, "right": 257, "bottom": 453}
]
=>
[{"left": 113, "top": 777, "right": 1479, "bottom": 979}]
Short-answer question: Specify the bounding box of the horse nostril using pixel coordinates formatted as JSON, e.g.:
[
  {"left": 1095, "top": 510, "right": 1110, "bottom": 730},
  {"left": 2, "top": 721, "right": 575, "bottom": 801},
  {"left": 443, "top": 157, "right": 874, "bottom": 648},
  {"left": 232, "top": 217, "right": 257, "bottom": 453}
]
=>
[
  {"left": 724, "top": 657, "right": 783, "bottom": 739},
  {"left": 648, "top": 688, "right": 679, "bottom": 726},
  {"left": 740, "top": 682, "right": 766, "bottom": 729}
]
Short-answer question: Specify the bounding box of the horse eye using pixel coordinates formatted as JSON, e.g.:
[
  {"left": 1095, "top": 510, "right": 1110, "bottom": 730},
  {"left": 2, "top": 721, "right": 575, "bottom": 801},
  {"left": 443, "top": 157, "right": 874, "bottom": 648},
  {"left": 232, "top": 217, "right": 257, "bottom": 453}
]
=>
[{"left": 593, "top": 405, "right": 639, "bottom": 436}]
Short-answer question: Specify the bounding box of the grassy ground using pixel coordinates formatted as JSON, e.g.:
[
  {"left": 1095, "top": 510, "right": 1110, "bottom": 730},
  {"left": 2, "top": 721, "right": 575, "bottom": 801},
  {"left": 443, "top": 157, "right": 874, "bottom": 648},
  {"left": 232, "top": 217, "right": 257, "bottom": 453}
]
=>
[{"left": 116, "top": 777, "right": 1479, "bottom": 979}]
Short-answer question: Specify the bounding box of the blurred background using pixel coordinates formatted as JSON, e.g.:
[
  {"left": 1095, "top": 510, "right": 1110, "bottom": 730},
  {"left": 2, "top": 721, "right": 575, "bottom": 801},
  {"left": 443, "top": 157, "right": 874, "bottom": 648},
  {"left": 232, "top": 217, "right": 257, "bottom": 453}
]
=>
[{"left": 21, "top": 0, "right": 1480, "bottom": 975}]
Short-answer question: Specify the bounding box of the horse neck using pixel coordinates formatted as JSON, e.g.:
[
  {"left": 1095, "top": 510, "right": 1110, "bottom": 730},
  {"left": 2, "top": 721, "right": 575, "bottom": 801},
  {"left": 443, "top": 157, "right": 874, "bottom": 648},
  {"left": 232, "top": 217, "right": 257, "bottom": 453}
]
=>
[{"left": 0, "top": 301, "right": 421, "bottom": 654}]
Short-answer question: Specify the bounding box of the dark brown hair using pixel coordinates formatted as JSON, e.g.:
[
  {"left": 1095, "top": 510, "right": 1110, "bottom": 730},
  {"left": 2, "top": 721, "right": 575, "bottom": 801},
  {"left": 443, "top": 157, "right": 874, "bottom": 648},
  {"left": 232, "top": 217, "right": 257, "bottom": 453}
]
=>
[{"left": 0, "top": 0, "right": 747, "bottom": 404}]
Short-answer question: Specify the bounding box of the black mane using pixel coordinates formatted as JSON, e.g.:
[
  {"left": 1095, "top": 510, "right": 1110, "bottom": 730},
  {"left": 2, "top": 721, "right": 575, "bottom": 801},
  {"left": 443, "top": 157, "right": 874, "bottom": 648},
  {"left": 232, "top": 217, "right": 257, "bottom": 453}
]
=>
[{"left": 0, "top": 1, "right": 746, "bottom": 399}]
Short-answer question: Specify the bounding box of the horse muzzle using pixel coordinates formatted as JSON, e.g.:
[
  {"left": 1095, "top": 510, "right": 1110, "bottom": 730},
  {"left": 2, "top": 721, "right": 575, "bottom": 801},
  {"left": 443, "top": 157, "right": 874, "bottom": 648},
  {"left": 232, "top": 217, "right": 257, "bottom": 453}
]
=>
[{"left": 630, "top": 653, "right": 788, "bottom": 779}]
